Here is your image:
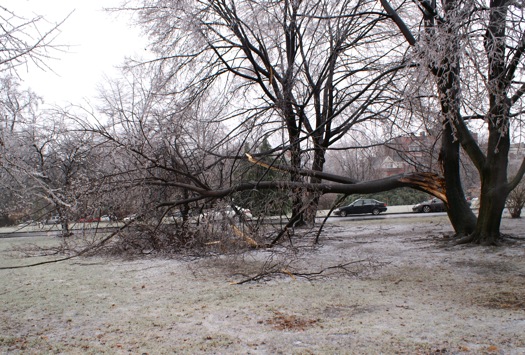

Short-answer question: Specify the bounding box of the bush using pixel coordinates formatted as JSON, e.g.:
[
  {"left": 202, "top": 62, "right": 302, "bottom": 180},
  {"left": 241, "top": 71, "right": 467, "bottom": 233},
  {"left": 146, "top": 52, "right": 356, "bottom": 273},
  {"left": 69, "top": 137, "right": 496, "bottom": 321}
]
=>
[
  {"left": 342, "top": 188, "right": 430, "bottom": 206},
  {"left": 99, "top": 218, "right": 263, "bottom": 257},
  {"left": 507, "top": 181, "right": 525, "bottom": 218}
]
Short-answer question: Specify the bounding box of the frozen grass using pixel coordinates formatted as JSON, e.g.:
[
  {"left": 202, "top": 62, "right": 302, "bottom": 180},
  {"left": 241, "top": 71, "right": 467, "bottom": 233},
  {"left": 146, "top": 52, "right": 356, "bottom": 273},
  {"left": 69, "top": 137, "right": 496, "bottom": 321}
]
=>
[{"left": 1, "top": 216, "right": 525, "bottom": 354}]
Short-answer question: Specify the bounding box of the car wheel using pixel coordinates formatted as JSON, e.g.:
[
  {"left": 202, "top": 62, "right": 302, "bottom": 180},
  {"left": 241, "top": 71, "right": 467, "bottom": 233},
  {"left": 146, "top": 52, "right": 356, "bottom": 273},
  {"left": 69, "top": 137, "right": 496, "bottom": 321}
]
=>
[
  {"left": 423, "top": 205, "right": 431, "bottom": 213},
  {"left": 372, "top": 208, "right": 380, "bottom": 215},
  {"left": 340, "top": 210, "right": 347, "bottom": 217}
]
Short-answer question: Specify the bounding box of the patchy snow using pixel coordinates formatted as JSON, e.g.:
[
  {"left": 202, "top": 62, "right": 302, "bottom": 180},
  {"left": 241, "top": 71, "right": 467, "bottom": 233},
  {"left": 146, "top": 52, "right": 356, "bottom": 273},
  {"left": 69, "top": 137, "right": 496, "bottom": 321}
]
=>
[{"left": 1, "top": 215, "right": 525, "bottom": 353}]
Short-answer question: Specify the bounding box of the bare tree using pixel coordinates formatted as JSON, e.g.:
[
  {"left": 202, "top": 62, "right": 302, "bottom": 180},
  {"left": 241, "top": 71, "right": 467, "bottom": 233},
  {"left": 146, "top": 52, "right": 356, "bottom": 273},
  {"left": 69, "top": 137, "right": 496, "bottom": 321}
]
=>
[
  {"left": 2, "top": 111, "right": 105, "bottom": 236},
  {"left": 118, "top": 0, "right": 409, "bottom": 225},
  {"left": 0, "top": 5, "right": 63, "bottom": 74},
  {"left": 381, "top": 0, "right": 525, "bottom": 244},
  {"left": 51, "top": 56, "right": 451, "bottom": 251},
  {"left": 86, "top": 64, "right": 235, "bottom": 218},
  {"left": 0, "top": 5, "right": 66, "bottom": 225}
]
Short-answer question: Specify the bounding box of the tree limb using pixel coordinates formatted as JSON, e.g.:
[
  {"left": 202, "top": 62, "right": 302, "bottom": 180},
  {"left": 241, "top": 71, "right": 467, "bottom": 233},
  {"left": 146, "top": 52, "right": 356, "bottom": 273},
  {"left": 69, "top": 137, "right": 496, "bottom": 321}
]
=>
[{"left": 379, "top": 0, "right": 416, "bottom": 46}]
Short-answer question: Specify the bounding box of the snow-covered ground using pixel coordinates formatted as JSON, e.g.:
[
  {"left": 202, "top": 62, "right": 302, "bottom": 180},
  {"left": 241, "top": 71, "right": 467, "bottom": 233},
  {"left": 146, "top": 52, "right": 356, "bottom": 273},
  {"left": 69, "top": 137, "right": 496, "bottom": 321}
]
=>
[{"left": 1, "top": 215, "right": 524, "bottom": 353}]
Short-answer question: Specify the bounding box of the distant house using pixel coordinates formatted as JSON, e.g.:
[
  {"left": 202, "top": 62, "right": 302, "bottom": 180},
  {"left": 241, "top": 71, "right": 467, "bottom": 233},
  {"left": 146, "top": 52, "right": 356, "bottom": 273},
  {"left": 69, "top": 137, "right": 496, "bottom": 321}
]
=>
[
  {"left": 375, "top": 132, "right": 440, "bottom": 177},
  {"left": 373, "top": 156, "right": 407, "bottom": 177}
]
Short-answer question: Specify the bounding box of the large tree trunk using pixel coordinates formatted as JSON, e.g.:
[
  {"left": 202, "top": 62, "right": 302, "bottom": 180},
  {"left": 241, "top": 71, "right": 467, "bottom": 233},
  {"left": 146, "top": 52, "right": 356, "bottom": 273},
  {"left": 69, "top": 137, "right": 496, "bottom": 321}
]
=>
[
  {"left": 434, "top": 3, "right": 477, "bottom": 237},
  {"left": 470, "top": 192, "right": 507, "bottom": 245},
  {"left": 302, "top": 143, "right": 326, "bottom": 227},
  {"left": 440, "top": 122, "right": 477, "bottom": 237},
  {"left": 462, "top": 1, "right": 512, "bottom": 245},
  {"left": 382, "top": 0, "right": 478, "bottom": 239},
  {"left": 286, "top": 116, "right": 306, "bottom": 227},
  {"left": 382, "top": 0, "right": 521, "bottom": 245},
  {"left": 465, "top": 122, "right": 512, "bottom": 245},
  {"left": 464, "top": 168, "right": 508, "bottom": 245}
]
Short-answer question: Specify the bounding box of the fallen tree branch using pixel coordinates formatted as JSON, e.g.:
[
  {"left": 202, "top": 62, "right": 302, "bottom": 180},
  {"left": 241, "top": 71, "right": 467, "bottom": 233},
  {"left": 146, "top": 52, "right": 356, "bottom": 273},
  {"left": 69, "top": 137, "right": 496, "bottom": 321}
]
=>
[
  {"left": 246, "top": 153, "right": 446, "bottom": 202},
  {"left": 155, "top": 172, "right": 447, "bottom": 207},
  {"left": 246, "top": 153, "right": 358, "bottom": 184},
  {"left": 232, "top": 259, "right": 371, "bottom": 284}
]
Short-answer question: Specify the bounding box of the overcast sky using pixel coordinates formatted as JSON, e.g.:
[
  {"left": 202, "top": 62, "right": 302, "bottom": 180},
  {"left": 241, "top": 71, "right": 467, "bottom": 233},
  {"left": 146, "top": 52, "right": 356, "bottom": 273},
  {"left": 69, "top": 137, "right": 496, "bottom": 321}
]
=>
[{"left": 4, "top": 0, "right": 147, "bottom": 107}]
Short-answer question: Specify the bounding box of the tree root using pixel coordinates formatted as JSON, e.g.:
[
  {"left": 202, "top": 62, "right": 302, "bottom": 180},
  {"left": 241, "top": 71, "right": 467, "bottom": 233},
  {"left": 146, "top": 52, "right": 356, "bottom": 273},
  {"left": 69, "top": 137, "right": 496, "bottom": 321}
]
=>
[
  {"left": 454, "top": 233, "right": 504, "bottom": 246},
  {"left": 455, "top": 234, "right": 475, "bottom": 245}
]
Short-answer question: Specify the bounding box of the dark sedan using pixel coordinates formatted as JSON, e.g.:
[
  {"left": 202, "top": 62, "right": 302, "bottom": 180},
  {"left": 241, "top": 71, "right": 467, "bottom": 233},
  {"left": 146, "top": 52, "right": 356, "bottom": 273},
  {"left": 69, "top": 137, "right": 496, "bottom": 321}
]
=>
[
  {"left": 334, "top": 199, "right": 388, "bottom": 217},
  {"left": 412, "top": 198, "right": 446, "bottom": 213}
]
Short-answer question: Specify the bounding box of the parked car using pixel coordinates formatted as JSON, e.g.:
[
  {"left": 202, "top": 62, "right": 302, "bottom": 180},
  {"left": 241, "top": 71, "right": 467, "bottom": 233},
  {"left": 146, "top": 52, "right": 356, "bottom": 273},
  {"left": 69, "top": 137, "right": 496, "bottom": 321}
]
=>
[
  {"left": 99, "top": 215, "right": 112, "bottom": 222},
  {"left": 201, "top": 206, "right": 253, "bottom": 221},
  {"left": 334, "top": 199, "right": 387, "bottom": 216},
  {"left": 45, "top": 215, "right": 62, "bottom": 224},
  {"left": 123, "top": 214, "right": 138, "bottom": 222},
  {"left": 412, "top": 198, "right": 446, "bottom": 213},
  {"left": 225, "top": 206, "right": 253, "bottom": 220}
]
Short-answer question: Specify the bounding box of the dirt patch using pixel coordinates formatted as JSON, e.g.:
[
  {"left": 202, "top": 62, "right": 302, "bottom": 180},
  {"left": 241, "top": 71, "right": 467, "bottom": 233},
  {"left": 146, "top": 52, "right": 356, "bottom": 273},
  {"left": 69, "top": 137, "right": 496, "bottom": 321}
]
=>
[
  {"left": 265, "top": 311, "right": 319, "bottom": 331},
  {"left": 479, "top": 291, "right": 525, "bottom": 310},
  {"left": 1, "top": 216, "right": 525, "bottom": 354}
]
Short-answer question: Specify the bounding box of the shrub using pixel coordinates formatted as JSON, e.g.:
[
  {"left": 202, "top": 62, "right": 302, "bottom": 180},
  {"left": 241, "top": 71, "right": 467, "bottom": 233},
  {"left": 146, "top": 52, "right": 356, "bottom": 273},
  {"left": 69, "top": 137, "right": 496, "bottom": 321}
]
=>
[
  {"left": 342, "top": 188, "right": 430, "bottom": 206},
  {"left": 507, "top": 181, "right": 525, "bottom": 218}
]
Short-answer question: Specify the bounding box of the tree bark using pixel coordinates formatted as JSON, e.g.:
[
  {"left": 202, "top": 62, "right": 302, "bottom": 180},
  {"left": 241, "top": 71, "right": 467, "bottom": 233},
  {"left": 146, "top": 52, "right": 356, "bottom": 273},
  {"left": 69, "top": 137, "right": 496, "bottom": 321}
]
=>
[
  {"left": 440, "top": 122, "right": 477, "bottom": 236},
  {"left": 381, "top": 0, "right": 517, "bottom": 244},
  {"left": 461, "top": 0, "right": 512, "bottom": 245},
  {"left": 466, "top": 192, "right": 507, "bottom": 245},
  {"left": 302, "top": 143, "right": 327, "bottom": 227},
  {"left": 463, "top": 122, "right": 512, "bottom": 245},
  {"left": 161, "top": 170, "right": 447, "bottom": 205},
  {"left": 433, "top": 0, "right": 477, "bottom": 237},
  {"left": 285, "top": 113, "right": 307, "bottom": 227}
]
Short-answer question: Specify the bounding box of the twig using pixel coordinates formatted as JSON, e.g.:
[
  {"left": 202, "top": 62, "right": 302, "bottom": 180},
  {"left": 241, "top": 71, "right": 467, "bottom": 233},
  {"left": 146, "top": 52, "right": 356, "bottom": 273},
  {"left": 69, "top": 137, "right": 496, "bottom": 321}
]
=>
[
  {"left": 0, "top": 221, "right": 133, "bottom": 270},
  {"left": 232, "top": 259, "right": 370, "bottom": 284}
]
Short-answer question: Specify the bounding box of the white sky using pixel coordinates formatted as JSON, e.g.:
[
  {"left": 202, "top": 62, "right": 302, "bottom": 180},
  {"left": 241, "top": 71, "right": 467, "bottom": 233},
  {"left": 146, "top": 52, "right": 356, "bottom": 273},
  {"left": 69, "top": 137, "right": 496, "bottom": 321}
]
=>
[{"left": 4, "top": 0, "right": 147, "bottom": 107}]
